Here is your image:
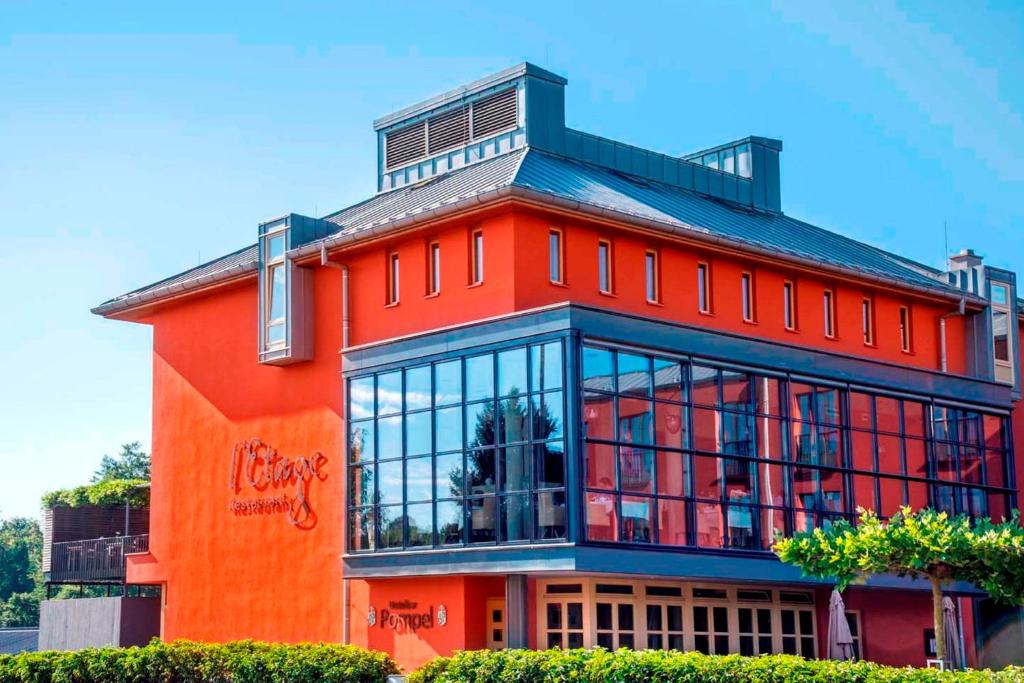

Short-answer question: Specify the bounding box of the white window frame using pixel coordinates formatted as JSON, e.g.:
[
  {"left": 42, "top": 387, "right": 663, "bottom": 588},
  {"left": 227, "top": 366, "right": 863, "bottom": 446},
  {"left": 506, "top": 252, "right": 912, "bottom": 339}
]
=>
[
  {"left": 698, "top": 262, "right": 710, "bottom": 313},
  {"left": 427, "top": 241, "right": 440, "bottom": 295},
  {"left": 824, "top": 289, "right": 836, "bottom": 338},
  {"left": 549, "top": 229, "right": 564, "bottom": 284},
  {"left": 388, "top": 252, "right": 400, "bottom": 305},
  {"left": 741, "top": 271, "right": 754, "bottom": 322},
  {"left": 471, "top": 230, "right": 484, "bottom": 284},
  {"left": 862, "top": 297, "right": 874, "bottom": 346},
  {"left": 783, "top": 281, "right": 795, "bottom": 331},
  {"left": 263, "top": 227, "right": 288, "bottom": 350},
  {"left": 899, "top": 305, "right": 912, "bottom": 353},
  {"left": 598, "top": 239, "right": 613, "bottom": 294},
  {"left": 646, "top": 250, "right": 660, "bottom": 303},
  {"left": 991, "top": 283, "right": 1014, "bottom": 384}
]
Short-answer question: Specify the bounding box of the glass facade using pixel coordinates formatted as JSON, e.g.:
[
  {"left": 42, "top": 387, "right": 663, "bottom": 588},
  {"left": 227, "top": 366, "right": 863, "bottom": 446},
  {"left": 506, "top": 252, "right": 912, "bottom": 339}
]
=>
[
  {"left": 582, "top": 343, "right": 1012, "bottom": 552},
  {"left": 348, "top": 339, "right": 567, "bottom": 552}
]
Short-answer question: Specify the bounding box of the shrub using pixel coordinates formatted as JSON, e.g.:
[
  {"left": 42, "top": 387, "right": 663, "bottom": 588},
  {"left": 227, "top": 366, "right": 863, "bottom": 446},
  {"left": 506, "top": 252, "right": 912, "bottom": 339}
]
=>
[
  {"left": 41, "top": 479, "right": 150, "bottom": 509},
  {"left": 0, "top": 639, "right": 398, "bottom": 683},
  {"left": 407, "top": 648, "right": 1024, "bottom": 683}
]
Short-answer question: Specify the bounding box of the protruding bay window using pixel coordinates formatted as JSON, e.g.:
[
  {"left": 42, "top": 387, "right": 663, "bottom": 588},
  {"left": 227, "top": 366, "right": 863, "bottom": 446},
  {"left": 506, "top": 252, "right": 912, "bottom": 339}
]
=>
[{"left": 258, "top": 214, "right": 315, "bottom": 365}]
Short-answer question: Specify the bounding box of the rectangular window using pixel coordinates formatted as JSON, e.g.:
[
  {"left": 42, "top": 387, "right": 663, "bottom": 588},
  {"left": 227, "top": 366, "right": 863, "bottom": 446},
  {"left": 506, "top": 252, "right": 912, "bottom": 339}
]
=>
[
  {"left": 388, "top": 253, "right": 400, "bottom": 305},
  {"left": 823, "top": 290, "right": 835, "bottom": 338},
  {"left": 264, "top": 231, "right": 287, "bottom": 348},
  {"left": 598, "top": 240, "right": 612, "bottom": 294},
  {"left": 862, "top": 298, "right": 874, "bottom": 345},
  {"left": 783, "top": 281, "right": 795, "bottom": 330},
  {"left": 899, "top": 306, "right": 911, "bottom": 352},
  {"left": 549, "top": 230, "right": 564, "bottom": 284},
  {"left": 428, "top": 242, "right": 440, "bottom": 295},
  {"left": 646, "top": 250, "right": 660, "bottom": 303},
  {"left": 471, "top": 230, "right": 484, "bottom": 284},
  {"left": 741, "top": 272, "right": 754, "bottom": 322},
  {"left": 991, "top": 282, "right": 1013, "bottom": 384},
  {"left": 698, "top": 262, "right": 710, "bottom": 313}
]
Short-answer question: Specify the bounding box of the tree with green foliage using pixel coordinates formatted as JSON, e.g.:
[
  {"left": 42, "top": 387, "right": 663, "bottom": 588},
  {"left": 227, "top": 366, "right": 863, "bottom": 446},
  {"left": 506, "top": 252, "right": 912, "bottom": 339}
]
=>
[
  {"left": 775, "top": 507, "right": 1024, "bottom": 664},
  {"left": 0, "top": 516, "right": 44, "bottom": 628},
  {"left": 91, "top": 441, "right": 150, "bottom": 483}
]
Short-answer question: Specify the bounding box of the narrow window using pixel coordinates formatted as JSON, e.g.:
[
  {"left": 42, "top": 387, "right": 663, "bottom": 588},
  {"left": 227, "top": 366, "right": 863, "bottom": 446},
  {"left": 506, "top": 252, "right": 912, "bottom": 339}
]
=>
[
  {"left": 823, "top": 290, "right": 835, "bottom": 338},
  {"left": 862, "top": 298, "right": 874, "bottom": 345},
  {"left": 471, "top": 230, "right": 484, "bottom": 284},
  {"left": 427, "top": 242, "right": 440, "bottom": 295},
  {"left": 741, "top": 272, "right": 754, "bottom": 322},
  {"left": 264, "top": 231, "right": 287, "bottom": 348},
  {"left": 899, "top": 306, "right": 911, "bottom": 352},
  {"left": 645, "top": 250, "right": 659, "bottom": 303},
  {"left": 388, "top": 252, "right": 400, "bottom": 305},
  {"left": 783, "top": 281, "right": 795, "bottom": 330},
  {"left": 697, "top": 262, "right": 710, "bottom": 313},
  {"left": 598, "top": 239, "right": 612, "bottom": 294},
  {"left": 549, "top": 229, "right": 564, "bottom": 284}
]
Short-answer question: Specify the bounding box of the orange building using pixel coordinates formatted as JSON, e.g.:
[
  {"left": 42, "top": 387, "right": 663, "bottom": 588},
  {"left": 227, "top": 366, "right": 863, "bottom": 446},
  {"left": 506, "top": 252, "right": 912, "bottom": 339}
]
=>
[{"left": 94, "top": 63, "right": 1024, "bottom": 672}]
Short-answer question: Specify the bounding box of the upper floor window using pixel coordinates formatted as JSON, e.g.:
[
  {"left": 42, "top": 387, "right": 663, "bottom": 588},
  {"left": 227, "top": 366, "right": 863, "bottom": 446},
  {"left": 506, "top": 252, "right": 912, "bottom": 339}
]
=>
[
  {"left": 741, "top": 272, "right": 754, "bottom": 322},
  {"left": 862, "top": 298, "right": 874, "bottom": 346},
  {"left": 550, "top": 229, "right": 564, "bottom": 284},
  {"left": 471, "top": 230, "right": 484, "bottom": 284},
  {"left": 427, "top": 242, "right": 440, "bottom": 295},
  {"left": 899, "top": 306, "right": 911, "bottom": 352},
  {"left": 646, "top": 250, "right": 660, "bottom": 303},
  {"left": 990, "top": 282, "right": 1013, "bottom": 384},
  {"left": 388, "top": 252, "right": 400, "bottom": 305},
  {"left": 823, "top": 290, "right": 835, "bottom": 338},
  {"left": 697, "top": 262, "right": 710, "bottom": 313},
  {"left": 257, "top": 214, "right": 313, "bottom": 365},
  {"left": 264, "top": 231, "right": 287, "bottom": 348},
  {"left": 598, "top": 239, "right": 613, "bottom": 294},
  {"left": 783, "top": 281, "right": 795, "bottom": 331}
]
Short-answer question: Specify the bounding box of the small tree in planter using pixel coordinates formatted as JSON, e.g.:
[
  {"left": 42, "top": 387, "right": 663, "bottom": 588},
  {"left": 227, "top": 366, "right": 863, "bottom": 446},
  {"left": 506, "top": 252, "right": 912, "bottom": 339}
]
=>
[{"left": 774, "top": 507, "right": 1024, "bottom": 665}]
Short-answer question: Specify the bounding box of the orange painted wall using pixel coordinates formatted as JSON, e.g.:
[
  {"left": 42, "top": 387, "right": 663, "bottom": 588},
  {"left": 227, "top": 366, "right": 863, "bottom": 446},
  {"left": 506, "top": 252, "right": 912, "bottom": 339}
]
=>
[
  {"left": 126, "top": 266, "right": 345, "bottom": 644},
  {"left": 348, "top": 576, "right": 503, "bottom": 672},
  {"left": 510, "top": 211, "right": 967, "bottom": 374}
]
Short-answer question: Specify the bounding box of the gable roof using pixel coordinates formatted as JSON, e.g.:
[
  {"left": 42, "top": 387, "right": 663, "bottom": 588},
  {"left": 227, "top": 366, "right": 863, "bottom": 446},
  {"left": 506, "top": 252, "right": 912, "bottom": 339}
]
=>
[{"left": 95, "top": 147, "right": 973, "bottom": 316}]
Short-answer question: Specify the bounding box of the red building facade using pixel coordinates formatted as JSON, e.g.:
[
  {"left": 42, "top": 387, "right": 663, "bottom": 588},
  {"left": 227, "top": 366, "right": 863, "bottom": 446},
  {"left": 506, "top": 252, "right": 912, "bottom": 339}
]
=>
[{"left": 95, "top": 64, "right": 1023, "bottom": 672}]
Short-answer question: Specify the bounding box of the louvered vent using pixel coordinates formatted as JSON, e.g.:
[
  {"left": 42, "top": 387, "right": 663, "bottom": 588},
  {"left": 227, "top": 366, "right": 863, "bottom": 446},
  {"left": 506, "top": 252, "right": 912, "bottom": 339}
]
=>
[
  {"left": 385, "top": 120, "right": 426, "bottom": 169},
  {"left": 427, "top": 105, "right": 470, "bottom": 155},
  {"left": 472, "top": 87, "right": 517, "bottom": 139}
]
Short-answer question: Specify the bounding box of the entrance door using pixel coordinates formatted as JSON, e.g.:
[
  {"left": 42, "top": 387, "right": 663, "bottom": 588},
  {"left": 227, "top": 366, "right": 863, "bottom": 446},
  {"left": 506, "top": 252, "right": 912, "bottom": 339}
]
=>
[{"left": 486, "top": 598, "right": 506, "bottom": 650}]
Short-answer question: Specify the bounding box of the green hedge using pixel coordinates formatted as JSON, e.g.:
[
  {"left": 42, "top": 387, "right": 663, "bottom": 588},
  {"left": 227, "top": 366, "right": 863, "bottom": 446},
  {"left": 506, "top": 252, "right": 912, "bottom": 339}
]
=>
[
  {"left": 408, "top": 649, "right": 1024, "bottom": 683},
  {"left": 41, "top": 479, "right": 150, "bottom": 509},
  {"left": 0, "top": 640, "right": 398, "bottom": 683}
]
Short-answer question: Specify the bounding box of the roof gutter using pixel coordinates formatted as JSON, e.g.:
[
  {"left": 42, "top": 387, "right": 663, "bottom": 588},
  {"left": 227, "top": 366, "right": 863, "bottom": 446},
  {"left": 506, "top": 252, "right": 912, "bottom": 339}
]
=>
[{"left": 292, "top": 185, "right": 986, "bottom": 308}]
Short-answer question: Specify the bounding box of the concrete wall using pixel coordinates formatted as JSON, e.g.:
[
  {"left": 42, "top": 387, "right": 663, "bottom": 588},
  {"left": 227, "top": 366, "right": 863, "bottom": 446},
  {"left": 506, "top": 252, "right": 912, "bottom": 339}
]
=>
[{"left": 39, "top": 597, "right": 159, "bottom": 650}]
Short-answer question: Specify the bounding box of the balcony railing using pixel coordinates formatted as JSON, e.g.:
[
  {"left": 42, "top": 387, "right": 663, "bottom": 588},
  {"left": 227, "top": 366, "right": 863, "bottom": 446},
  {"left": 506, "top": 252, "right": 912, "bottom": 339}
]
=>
[{"left": 48, "top": 534, "right": 149, "bottom": 583}]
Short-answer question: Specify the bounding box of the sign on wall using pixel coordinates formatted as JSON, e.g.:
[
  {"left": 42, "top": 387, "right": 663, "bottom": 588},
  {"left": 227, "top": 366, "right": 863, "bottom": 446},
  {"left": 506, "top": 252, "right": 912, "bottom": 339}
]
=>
[
  {"left": 228, "top": 438, "right": 327, "bottom": 530},
  {"left": 369, "top": 601, "right": 447, "bottom": 633}
]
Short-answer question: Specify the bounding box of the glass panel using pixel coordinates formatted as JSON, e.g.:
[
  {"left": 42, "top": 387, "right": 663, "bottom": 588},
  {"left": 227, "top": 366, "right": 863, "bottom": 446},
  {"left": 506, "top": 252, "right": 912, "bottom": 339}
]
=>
[
  {"left": 500, "top": 446, "right": 529, "bottom": 492},
  {"left": 405, "top": 366, "right": 432, "bottom": 411},
  {"left": 696, "top": 502, "right": 724, "bottom": 548},
  {"left": 406, "top": 456, "right": 432, "bottom": 502},
  {"left": 536, "top": 491, "right": 566, "bottom": 539},
  {"left": 619, "top": 448, "right": 654, "bottom": 494},
  {"left": 349, "top": 507, "right": 374, "bottom": 551},
  {"left": 435, "top": 452, "right": 463, "bottom": 499},
  {"left": 434, "top": 360, "right": 462, "bottom": 406},
  {"left": 500, "top": 494, "right": 530, "bottom": 542},
  {"left": 349, "top": 465, "right": 374, "bottom": 508},
  {"left": 618, "top": 353, "right": 651, "bottom": 397},
  {"left": 531, "top": 341, "right": 563, "bottom": 392},
  {"left": 267, "top": 234, "right": 285, "bottom": 260},
  {"left": 876, "top": 397, "right": 900, "bottom": 433},
  {"left": 465, "top": 354, "right": 494, "bottom": 401},
  {"left": 656, "top": 450, "right": 687, "bottom": 497},
  {"left": 535, "top": 442, "right": 565, "bottom": 489},
  {"left": 498, "top": 348, "right": 528, "bottom": 397},
  {"left": 406, "top": 503, "right": 433, "bottom": 546},
  {"left": 377, "top": 372, "right": 403, "bottom": 415},
  {"left": 584, "top": 391, "right": 615, "bottom": 440},
  {"left": 654, "top": 402, "right": 687, "bottom": 449},
  {"left": 586, "top": 491, "right": 617, "bottom": 541},
  {"left": 376, "top": 460, "right": 403, "bottom": 505},
  {"left": 657, "top": 498, "right": 688, "bottom": 546},
  {"left": 652, "top": 357, "right": 683, "bottom": 402},
  {"left": 468, "top": 497, "right": 497, "bottom": 542},
  {"left": 406, "top": 411, "right": 431, "bottom": 456},
  {"left": 583, "top": 346, "right": 615, "bottom": 392},
  {"left": 537, "top": 392, "right": 564, "bottom": 441},
  {"left": 378, "top": 415, "right": 403, "bottom": 460},
  {"left": 436, "top": 500, "right": 463, "bottom": 545},
  {"left": 435, "top": 407, "right": 462, "bottom": 453},
  {"left": 757, "top": 417, "right": 785, "bottom": 460},
  {"left": 350, "top": 377, "right": 376, "bottom": 420},
  {"left": 693, "top": 408, "right": 718, "bottom": 452},
  {"left": 849, "top": 393, "right": 873, "bottom": 430},
  {"left": 378, "top": 506, "right": 403, "bottom": 549},
  {"left": 499, "top": 397, "right": 529, "bottom": 443},
  {"left": 467, "top": 449, "right": 496, "bottom": 492},
  {"left": 349, "top": 420, "right": 374, "bottom": 463},
  {"left": 466, "top": 402, "right": 496, "bottom": 449},
  {"left": 691, "top": 365, "right": 718, "bottom": 406},
  {"left": 618, "top": 398, "right": 653, "bottom": 443},
  {"left": 621, "top": 496, "right": 653, "bottom": 543},
  {"left": 694, "top": 456, "right": 722, "bottom": 500},
  {"left": 586, "top": 443, "right": 616, "bottom": 490},
  {"left": 268, "top": 264, "right": 286, "bottom": 321}
]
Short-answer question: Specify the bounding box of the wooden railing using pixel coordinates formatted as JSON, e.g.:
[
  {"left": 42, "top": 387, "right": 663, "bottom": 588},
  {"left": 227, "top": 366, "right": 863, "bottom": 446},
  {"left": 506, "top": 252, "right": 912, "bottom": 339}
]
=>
[{"left": 48, "top": 534, "right": 149, "bottom": 583}]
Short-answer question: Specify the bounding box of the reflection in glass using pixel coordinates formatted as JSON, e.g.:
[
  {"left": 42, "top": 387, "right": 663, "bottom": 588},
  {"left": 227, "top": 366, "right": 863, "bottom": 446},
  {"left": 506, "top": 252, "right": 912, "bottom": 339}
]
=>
[
  {"left": 582, "top": 346, "right": 614, "bottom": 392},
  {"left": 466, "top": 402, "right": 496, "bottom": 449},
  {"left": 500, "top": 446, "right": 529, "bottom": 492},
  {"left": 405, "top": 411, "right": 431, "bottom": 456},
  {"left": 378, "top": 371, "right": 403, "bottom": 415},
  {"left": 436, "top": 500, "right": 463, "bottom": 544},
  {"left": 467, "top": 449, "right": 496, "bottom": 491},
  {"left": 349, "top": 421, "right": 374, "bottom": 462},
  {"left": 376, "top": 460, "right": 402, "bottom": 505},
  {"left": 466, "top": 354, "right": 494, "bottom": 401},
  {"left": 498, "top": 348, "right": 528, "bottom": 397},
  {"left": 350, "top": 377, "right": 375, "bottom": 419},
  {"left": 378, "top": 415, "right": 403, "bottom": 460},
  {"left": 434, "top": 360, "right": 462, "bottom": 406},
  {"left": 406, "top": 456, "right": 433, "bottom": 502},
  {"left": 501, "top": 494, "right": 530, "bottom": 542},
  {"left": 405, "top": 365, "right": 432, "bottom": 411},
  {"left": 406, "top": 503, "right": 434, "bottom": 546},
  {"left": 435, "top": 407, "right": 462, "bottom": 453}
]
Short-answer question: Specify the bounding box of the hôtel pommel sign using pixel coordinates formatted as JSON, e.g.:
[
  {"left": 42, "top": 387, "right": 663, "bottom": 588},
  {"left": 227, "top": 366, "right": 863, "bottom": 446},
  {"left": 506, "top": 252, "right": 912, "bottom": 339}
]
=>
[{"left": 228, "top": 438, "right": 327, "bottom": 530}]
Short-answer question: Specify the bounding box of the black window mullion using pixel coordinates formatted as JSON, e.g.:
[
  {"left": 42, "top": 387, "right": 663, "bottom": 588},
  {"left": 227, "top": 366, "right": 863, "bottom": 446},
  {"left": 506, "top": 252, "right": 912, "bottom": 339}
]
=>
[{"left": 897, "top": 400, "right": 909, "bottom": 508}]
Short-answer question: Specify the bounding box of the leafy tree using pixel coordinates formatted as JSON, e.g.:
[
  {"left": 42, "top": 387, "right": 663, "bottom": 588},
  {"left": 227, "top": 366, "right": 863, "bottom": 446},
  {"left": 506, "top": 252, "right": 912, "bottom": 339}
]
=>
[
  {"left": 775, "top": 507, "right": 1024, "bottom": 664},
  {"left": 91, "top": 441, "right": 150, "bottom": 483},
  {"left": 0, "top": 516, "right": 43, "bottom": 628}
]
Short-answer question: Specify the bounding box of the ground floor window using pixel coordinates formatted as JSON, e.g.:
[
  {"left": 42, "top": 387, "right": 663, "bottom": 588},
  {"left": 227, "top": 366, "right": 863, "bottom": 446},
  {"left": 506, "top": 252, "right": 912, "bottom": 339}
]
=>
[{"left": 537, "top": 578, "right": 818, "bottom": 656}]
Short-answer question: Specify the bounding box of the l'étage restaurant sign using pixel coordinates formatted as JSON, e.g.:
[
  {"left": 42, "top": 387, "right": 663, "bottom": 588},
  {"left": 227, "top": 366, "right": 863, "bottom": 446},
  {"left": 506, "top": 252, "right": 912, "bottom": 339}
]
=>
[{"left": 228, "top": 438, "right": 327, "bottom": 530}]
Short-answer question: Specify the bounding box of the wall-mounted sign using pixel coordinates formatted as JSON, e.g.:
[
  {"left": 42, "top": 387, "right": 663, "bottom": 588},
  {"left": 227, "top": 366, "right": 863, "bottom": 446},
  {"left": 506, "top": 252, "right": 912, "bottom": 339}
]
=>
[
  {"left": 228, "top": 438, "right": 327, "bottom": 530},
  {"left": 373, "top": 600, "right": 446, "bottom": 633}
]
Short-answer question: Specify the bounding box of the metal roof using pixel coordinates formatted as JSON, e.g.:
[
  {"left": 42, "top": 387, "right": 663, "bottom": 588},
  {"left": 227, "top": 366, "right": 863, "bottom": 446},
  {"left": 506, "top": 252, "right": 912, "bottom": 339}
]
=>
[{"left": 96, "top": 147, "right": 972, "bottom": 316}]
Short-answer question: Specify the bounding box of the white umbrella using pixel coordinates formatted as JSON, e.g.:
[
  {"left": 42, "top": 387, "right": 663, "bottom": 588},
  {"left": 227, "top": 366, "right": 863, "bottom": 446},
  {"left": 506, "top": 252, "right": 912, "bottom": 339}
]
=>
[
  {"left": 942, "top": 596, "right": 963, "bottom": 670},
  {"left": 827, "top": 589, "right": 856, "bottom": 661}
]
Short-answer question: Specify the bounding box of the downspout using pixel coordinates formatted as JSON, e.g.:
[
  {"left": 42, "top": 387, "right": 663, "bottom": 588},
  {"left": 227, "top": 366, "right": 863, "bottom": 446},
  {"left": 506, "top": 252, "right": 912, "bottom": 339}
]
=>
[
  {"left": 939, "top": 297, "right": 967, "bottom": 373},
  {"left": 321, "top": 244, "right": 352, "bottom": 644}
]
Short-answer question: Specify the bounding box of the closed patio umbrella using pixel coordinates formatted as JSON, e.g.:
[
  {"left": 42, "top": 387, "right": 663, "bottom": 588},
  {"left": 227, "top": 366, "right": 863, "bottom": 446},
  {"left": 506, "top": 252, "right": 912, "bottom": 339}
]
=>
[
  {"left": 827, "top": 589, "right": 856, "bottom": 661},
  {"left": 942, "top": 596, "right": 963, "bottom": 670}
]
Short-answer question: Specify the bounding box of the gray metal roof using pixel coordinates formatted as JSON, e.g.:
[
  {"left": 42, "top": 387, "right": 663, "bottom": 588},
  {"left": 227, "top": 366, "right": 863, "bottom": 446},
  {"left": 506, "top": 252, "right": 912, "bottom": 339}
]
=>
[{"left": 96, "top": 147, "right": 971, "bottom": 316}]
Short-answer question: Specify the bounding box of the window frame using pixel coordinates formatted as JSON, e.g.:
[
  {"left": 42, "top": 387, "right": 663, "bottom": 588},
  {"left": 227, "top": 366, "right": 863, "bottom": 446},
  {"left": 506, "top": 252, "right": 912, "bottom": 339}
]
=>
[
  {"left": 425, "top": 240, "right": 441, "bottom": 296},
  {"left": 823, "top": 289, "right": 836, "bottom": 339},
  {"left": 783, "top": 280, "right": 796, "bottom": 331},
  {"left": 263, "top": 227, "right": 288, "bottom": 350},
  {"left": 387, "top": 252, "right": 400, "bottom": 305},
  {"left": 470, "top": 229, "right": 484, "bottom": 285},
  {"left": 862, "top": 297, "right": 875, "bottom": 346},
  {"left": 899, "top": 305, "right": 912, "bottom": 353},
  {"left": 697, "top": 262, "right": 711, "bottom": 314},
  {"left": 598, "top": 239, "right": 614, "bottom": 295},
  {"left": 549, "top": 228, "right": 565, "bottom": 285},
  {"left": 741, "top": 271, "right": 755, "bottom": 323},
  {"left": 645, "top": 249, "right": 660, "bottom": 304}
]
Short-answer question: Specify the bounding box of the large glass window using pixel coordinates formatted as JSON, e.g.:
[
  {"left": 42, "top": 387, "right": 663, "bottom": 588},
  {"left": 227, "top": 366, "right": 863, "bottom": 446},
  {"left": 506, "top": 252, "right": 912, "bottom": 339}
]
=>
[
  {"left": 582, "top": 343, "right": 1012, "bottom": 551},
  {"left": 347, "top": 339, "right": 566, "bottom": 552}
]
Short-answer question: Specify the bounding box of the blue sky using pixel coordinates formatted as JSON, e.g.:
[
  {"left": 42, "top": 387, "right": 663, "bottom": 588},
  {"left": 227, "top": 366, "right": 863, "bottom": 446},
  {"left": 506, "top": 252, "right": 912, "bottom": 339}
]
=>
[{"left": 1, "top": 1, "right": 1021, "bottom": 519}]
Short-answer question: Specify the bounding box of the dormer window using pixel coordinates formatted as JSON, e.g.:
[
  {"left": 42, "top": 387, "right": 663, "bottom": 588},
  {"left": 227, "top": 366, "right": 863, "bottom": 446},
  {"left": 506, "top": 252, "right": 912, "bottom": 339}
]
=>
[{"left": 258, "top": 214, "right": 314, "bottom": 365}]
